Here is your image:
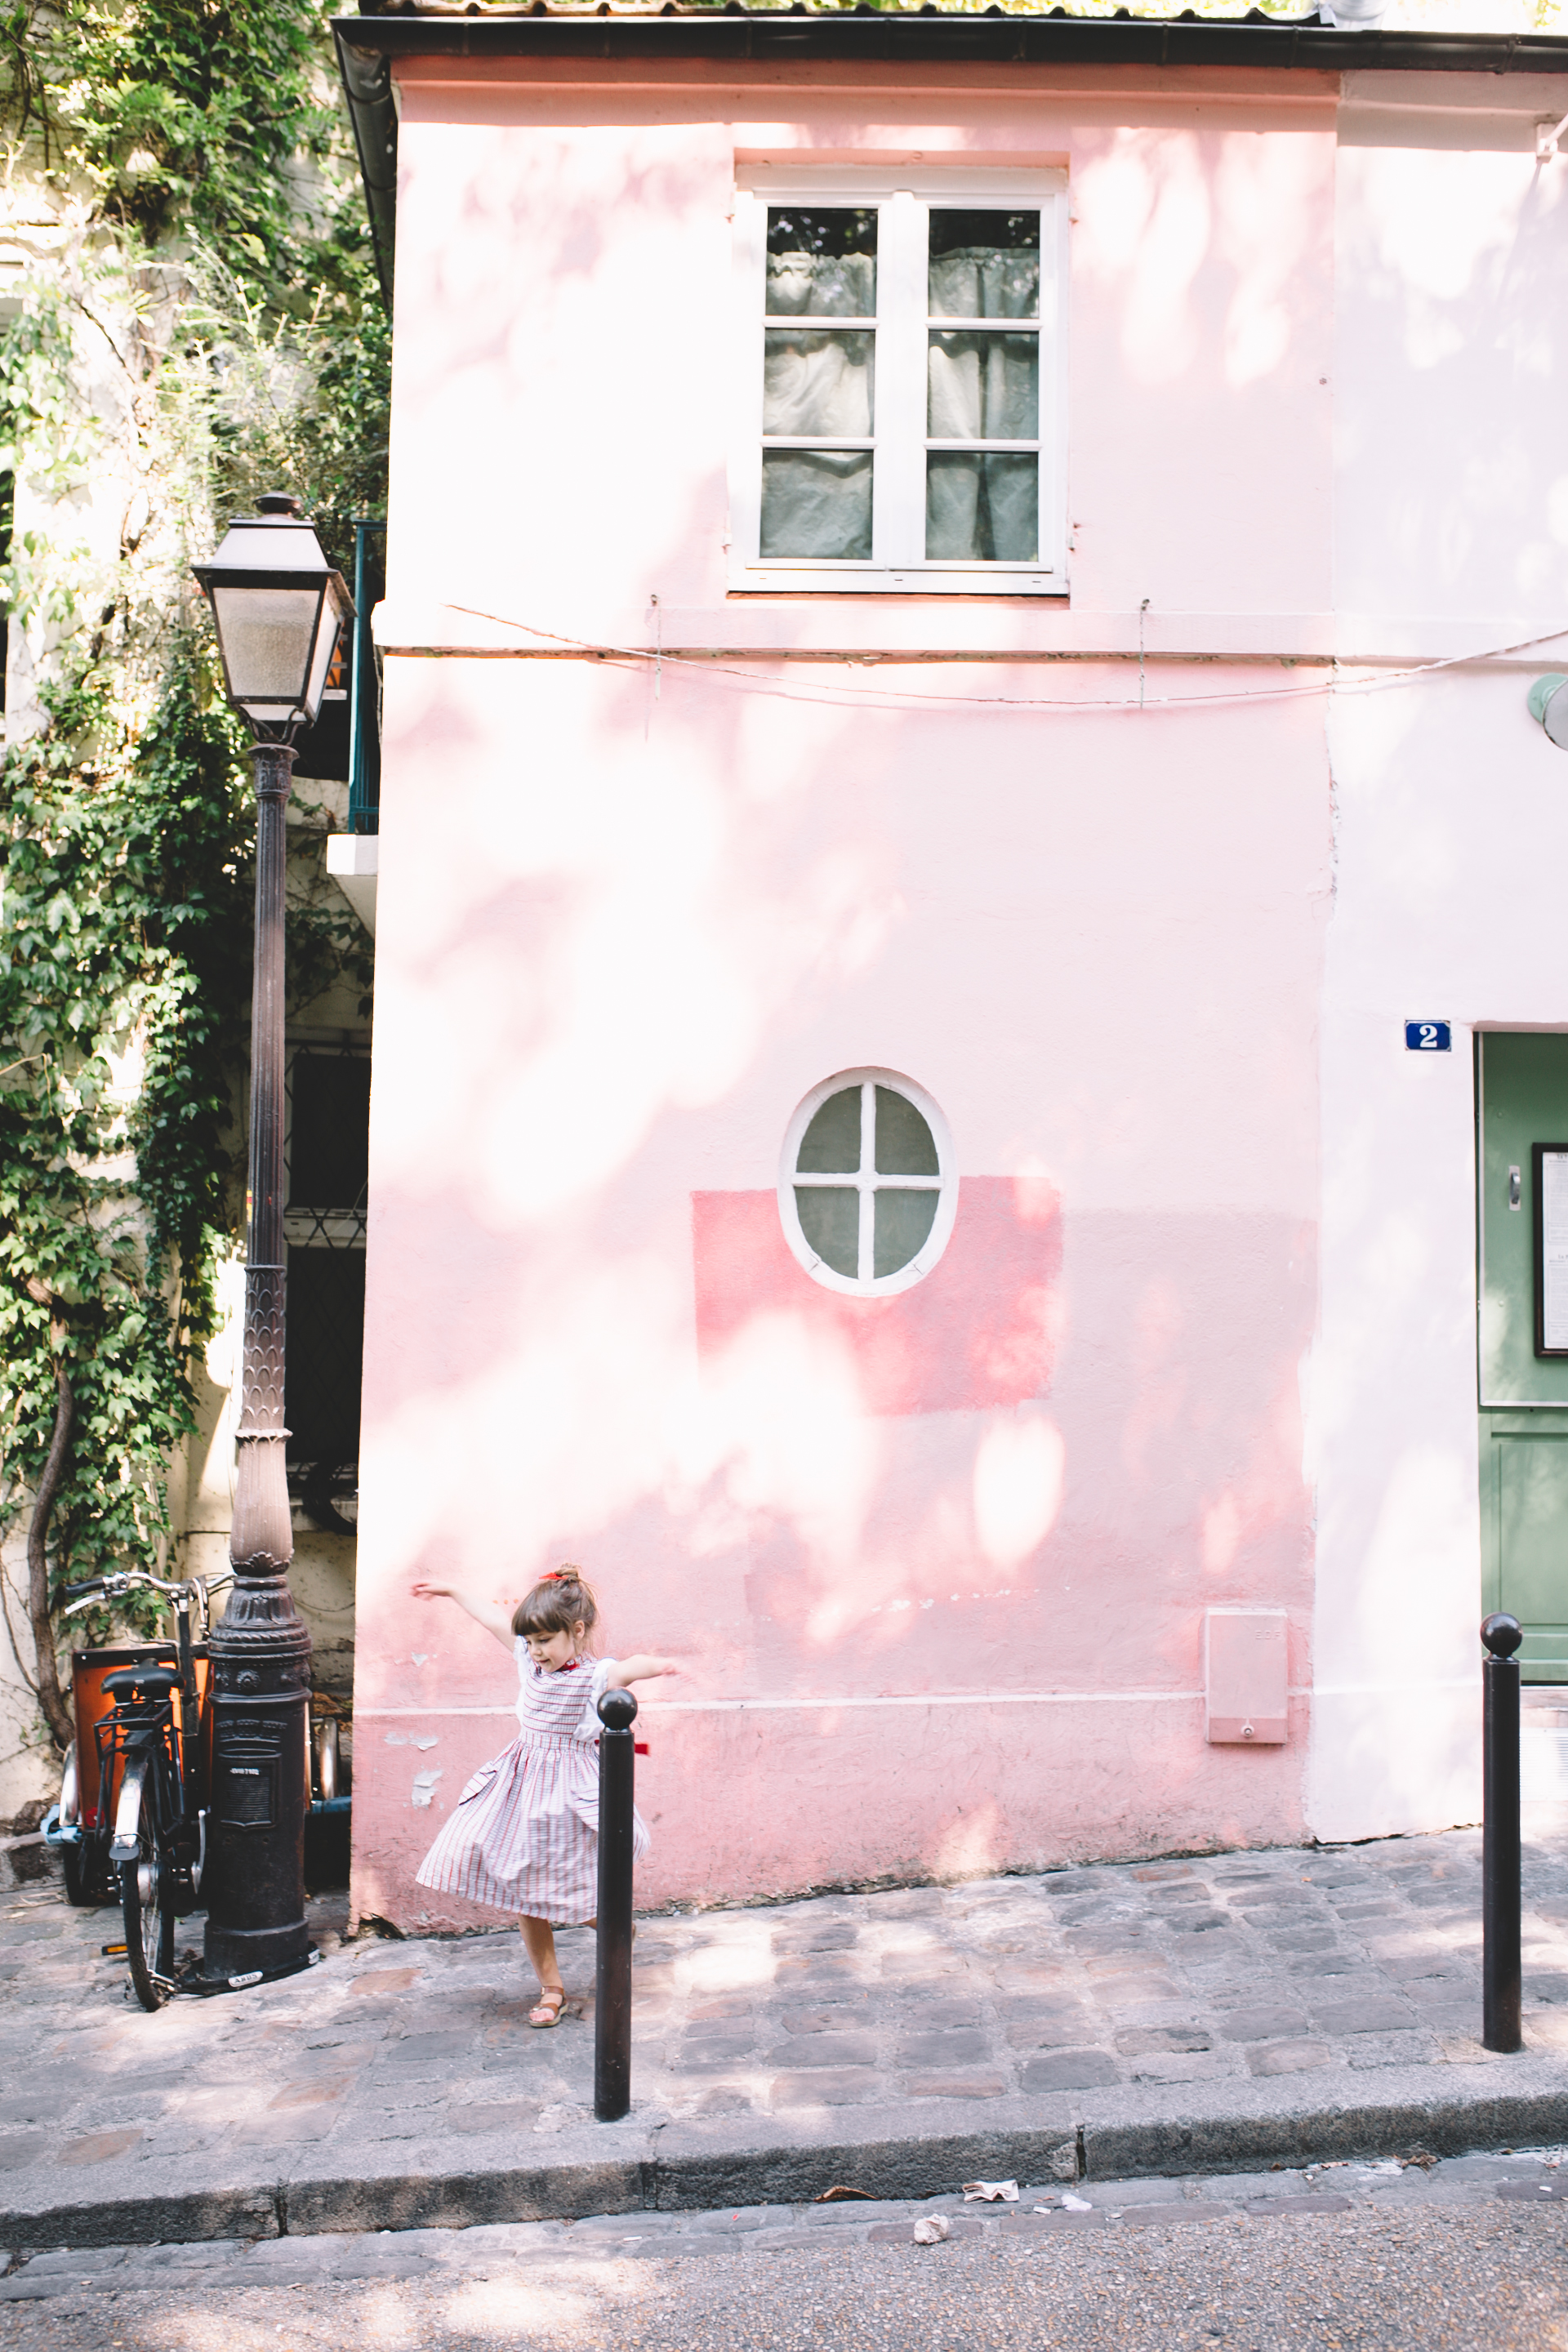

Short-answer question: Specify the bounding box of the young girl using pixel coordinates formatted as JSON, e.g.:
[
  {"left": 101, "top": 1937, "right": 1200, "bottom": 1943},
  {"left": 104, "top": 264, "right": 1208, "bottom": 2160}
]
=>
[{"left": 411, "top": 1566, "right": 679, "bottom": 2026}]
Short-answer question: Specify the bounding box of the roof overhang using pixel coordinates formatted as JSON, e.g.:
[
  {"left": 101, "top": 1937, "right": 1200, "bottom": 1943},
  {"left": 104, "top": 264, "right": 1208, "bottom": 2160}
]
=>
[{"left": 333, "top": 5, "right": 1568, "bottom": 304}]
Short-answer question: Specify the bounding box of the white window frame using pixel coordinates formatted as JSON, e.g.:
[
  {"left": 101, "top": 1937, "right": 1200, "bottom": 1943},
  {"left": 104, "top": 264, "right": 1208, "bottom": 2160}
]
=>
[
  {"left": 777, "top": 1068, "right": 958, "bottom": 1298},
  {"left": 730, "top": 166, "right": 1068, "bottom": 597}
]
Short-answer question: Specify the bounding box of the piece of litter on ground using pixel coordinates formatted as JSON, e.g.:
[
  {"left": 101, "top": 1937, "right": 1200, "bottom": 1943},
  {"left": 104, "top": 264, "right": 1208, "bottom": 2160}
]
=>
[
  {"left": 912, "top": 2216, "right": 951, "bottom": 2245},
  {"left": 1032, "top": 2203, "right": 1060, "bottom": 2214},
  {"left": 815, "top": 2186, "right": 872, "bottom": 2203},
  {"left": 1061, "top": 2193, "right": 1093, "bottom": 2212},
  {"left": 962, "top": 2180, "right": 1018, "bottom": 2203}
]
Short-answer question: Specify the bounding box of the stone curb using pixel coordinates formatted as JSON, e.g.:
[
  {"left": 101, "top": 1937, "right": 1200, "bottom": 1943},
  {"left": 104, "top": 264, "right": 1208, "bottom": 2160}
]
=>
[{"left": 4, "top": 2058, "right": 1567, "bottom": 2250}]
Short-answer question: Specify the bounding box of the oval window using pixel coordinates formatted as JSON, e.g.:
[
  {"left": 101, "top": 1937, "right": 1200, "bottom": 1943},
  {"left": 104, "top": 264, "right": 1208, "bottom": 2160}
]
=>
[{"left": 778, "top": 1070, "right": 957, "bottom": 1296}]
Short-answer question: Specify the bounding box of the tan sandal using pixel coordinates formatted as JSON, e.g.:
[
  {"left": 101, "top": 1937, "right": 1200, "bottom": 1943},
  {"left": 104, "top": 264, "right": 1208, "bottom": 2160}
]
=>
[{"left": 528, "top": 1985, "right": 567, "bottom": 2029}]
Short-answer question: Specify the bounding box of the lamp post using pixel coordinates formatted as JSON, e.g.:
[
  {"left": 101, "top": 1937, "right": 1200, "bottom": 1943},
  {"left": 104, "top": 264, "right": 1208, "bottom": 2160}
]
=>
[{"left": 192, "top": 493, "right": 354, "bottom": 1981}]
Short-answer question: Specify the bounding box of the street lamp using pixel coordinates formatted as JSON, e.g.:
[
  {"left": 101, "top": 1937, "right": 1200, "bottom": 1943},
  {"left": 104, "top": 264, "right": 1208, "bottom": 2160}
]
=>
[{"left": 192, "top": 493, "right": 354, "bottom": 1982}]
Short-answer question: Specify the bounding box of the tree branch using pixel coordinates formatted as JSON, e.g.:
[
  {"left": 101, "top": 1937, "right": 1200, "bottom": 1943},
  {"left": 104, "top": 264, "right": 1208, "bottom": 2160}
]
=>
[{"left": 24, "top": 1345, "right": 74, "bottom": 1749}]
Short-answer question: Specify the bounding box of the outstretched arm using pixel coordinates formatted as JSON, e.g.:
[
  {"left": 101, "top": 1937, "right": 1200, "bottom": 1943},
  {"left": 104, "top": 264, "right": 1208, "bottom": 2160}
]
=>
[
  {"left": 411, "top": 1580, "right": 514, "bottom": 1651},
  {"left": 605, "top": 1654, "right": 682, "bottom": 1690}
]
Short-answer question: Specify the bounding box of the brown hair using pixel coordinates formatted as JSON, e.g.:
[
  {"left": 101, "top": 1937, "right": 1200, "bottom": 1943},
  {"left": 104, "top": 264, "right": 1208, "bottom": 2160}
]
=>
[{"left": 511, "top": 1565, "right": 599, "bottom": 1646}]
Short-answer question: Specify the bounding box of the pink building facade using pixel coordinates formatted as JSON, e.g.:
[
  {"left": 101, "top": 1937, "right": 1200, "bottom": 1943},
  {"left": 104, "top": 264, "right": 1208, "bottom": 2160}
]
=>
[{"left": 332, "top": 8, "right": 1568, "bottom": 1928}]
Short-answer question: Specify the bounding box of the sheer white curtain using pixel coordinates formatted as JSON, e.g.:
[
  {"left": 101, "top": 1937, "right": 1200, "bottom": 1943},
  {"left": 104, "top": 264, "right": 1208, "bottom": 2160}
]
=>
[
  {"left": 761, "top": 249, "right": 875, "bottom": 559},
  {"left": 926, "top": 239, "right": 1040, "bottom": 564}
]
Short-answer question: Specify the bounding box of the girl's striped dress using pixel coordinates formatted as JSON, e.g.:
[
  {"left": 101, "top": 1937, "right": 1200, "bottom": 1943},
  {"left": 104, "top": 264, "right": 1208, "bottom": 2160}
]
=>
[{"left": 414, "top": 1644, "right": 650, "bottom": 1924}]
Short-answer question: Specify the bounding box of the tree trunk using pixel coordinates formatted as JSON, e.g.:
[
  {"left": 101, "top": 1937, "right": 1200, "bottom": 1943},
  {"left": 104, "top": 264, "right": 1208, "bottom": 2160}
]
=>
[{"left": 25, "top": 1356, "right": 75, "bottom": 1750}]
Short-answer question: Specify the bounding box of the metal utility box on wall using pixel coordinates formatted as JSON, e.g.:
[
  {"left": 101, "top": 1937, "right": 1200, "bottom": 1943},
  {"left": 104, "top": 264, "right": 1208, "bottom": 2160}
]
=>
[{"left": 1204, "top": 1609, "right": 1288, "bottom": 1744}]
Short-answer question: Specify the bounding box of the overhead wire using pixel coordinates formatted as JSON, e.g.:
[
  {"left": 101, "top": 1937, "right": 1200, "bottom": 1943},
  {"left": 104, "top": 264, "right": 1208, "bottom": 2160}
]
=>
[{"left": 440, "top": 605, "right": 1568, "bottom": 720}]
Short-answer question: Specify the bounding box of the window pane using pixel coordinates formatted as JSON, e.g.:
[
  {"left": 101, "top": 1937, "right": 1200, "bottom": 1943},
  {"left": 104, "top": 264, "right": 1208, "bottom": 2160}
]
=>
[
  {"left": 284, "top": 1245, "right": 366, "bottom": 1470},
  {"left": 874, "top": 1187, "right": 939, "bottom": 1280},
  {"left": 764, "top": 330, "right": 874, "bottom": 439},
  {"left": 768, "top": 209, "right": 877, "bottom": 317},
  {"left": 875, "top": 1085, "right": 938, "bottom": 1176},
  {"left": 926, "top": 452, "right": 1038, "bottom": 563},
  {"left": 762, "top": 452, "right": 872, "bottom": 559},
  {"left": 797, "top": 1085, "right": 862, "bottom": 1173},
  {"left": 290, "top": 1054, "right": 372, "bottom": 1209},
  {"left": 928, "top": 332, "right": 1037, "bottom": 441},
  {"left": 796, "top": 1187, "right": 860, "bottom": 1279},
  {"left": 929, "top": 212, "right": 1040, "bottom": 318}
]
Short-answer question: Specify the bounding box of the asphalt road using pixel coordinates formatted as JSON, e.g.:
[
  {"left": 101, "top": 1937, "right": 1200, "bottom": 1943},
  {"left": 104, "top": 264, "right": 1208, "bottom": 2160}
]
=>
[{"left": 2, "top": 2159, "right": 1567, "bottom": 2352}]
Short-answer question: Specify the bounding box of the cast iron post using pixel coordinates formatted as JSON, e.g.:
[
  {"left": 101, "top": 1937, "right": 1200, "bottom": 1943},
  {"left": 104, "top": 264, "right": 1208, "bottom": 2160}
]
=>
[
  {"left": 203, "top": 740, "right": 314, "bottom": 1982},
  {"left": 1481, "top": 1610, "right": 1523, "bottom": 2055},
  {"left": 595, "top": 1687, "right": 638, "bottom": 2121}
]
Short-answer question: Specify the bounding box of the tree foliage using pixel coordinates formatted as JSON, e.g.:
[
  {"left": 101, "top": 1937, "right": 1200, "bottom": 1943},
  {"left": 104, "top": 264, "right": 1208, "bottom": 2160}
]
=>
[{"left": 0, "top": 0, "right": 384, "bottom": 1744}]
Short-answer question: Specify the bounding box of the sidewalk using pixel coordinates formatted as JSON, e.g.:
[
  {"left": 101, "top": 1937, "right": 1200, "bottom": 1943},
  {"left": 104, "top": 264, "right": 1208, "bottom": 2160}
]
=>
[{"left": 5, "top": 1823, "right": 1568, "bottom": 2252}]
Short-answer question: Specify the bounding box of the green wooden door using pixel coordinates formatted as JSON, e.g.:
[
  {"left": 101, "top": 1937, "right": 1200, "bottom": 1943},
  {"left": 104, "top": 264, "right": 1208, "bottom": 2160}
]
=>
[{"left": 1479, "top": 1031, "right": 1568, "bottom": 1678}]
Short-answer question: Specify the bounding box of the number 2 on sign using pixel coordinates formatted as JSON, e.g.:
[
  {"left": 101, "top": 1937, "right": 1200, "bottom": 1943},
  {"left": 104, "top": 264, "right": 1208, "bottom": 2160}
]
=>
[{"left": 1404, "top": 1021, "right": 1452, "bottom": 1053}]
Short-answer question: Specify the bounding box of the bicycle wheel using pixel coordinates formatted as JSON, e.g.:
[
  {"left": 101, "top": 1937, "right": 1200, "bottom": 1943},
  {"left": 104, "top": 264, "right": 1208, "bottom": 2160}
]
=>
[{"left": 118, "top": 1761, "right": 174, "bottom": 2010}]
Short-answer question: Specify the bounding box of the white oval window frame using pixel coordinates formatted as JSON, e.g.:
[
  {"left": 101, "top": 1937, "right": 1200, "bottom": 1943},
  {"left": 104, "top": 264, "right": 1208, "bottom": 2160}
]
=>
[{"left": 777, "top": 1067, "right": 959, "bottom": 1298}]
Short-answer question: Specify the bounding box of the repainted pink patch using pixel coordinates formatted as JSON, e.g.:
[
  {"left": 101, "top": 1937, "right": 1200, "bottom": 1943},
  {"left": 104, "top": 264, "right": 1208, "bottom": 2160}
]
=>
[{"left": 692, "top": 1176, "right": 1062, "bottom": 1417}]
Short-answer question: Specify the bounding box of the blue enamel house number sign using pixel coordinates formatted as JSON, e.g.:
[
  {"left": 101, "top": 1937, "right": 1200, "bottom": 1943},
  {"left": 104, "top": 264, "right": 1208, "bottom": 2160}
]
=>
[{"left": 1405, "top": 1021, "right": 1452, "bottom": 1053}]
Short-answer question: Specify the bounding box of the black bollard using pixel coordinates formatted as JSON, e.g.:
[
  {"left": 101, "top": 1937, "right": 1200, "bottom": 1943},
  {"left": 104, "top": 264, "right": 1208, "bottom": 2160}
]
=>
[
  {"left": 1481, "top": 1611, "right": 1524, "bottom": 2055},
  {"left": 595, "top": 1688, "right": 638, "bottom": 2122}
]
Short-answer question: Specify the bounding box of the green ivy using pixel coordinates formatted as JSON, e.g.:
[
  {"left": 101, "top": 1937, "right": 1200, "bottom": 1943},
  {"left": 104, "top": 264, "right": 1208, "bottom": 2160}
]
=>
[{"left": 0, "top": 1, "right": 385, "bottom": 1738}]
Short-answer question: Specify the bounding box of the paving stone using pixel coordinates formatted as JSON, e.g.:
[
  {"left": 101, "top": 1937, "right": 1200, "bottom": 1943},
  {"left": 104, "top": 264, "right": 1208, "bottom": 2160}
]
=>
[
  {"left": 998, "top": 1991, "right": 1094, "bottom": 2019},
  {"left": 901, "top": 2072, "right": 1009, "bottom": 2099},
  {"left": 760, "top": 2034, "right": 878, "bottom": 2069},
  {"left": 1088, "top": 1977, "right": 1184, "bottom": 2007},
  {"left": 443, "top": 2102, "right": 541, "bottom": 2135},
  {"left": 1114, "top": 2025, "right": 1214, "bottom": 2054},
  {"left": 268, "top": 2076, "right": 357, "bottom": 2110},
  {"left": 232, "top": 2111, "right": 340, "bottom": 2145},
  {"left": 1216, "top": 2006, "right": 1309, "bottom": 2041},
  {"left": 1020, "top": 2048, "right": 1120, "bottom": 2091},
  {"left": 1247, "top": 2039, "right": 1332, "bottom": 2076},
  {"left": 376, "top": 2031, "right": 477, "bottom": 2065},
  {"left": 1129, "top": 2052, "right": 1240, "bottom": 2085},
  {"left": 892, "top": 2030, "right": 991, "bottom": 2065},
  {"left": 56, "top": 2128, "right": 141, "bottom": 2165},
  {"left": 1345, "top": 2032, "right": 1442, "bottom": 2069},
  {"left": 1005, "top": 2015, "right": 1099, "bottom": 2050},
  {"left": 768, "top": 2069, "right": 884, "bottom": 2106},
  {"left": 1312, "top": 1998, "right": 1417, "bottom": 2036},
  {"left": 894, "top": 1996, "right": 985, "bottom": 2027},
  {"left": 675, "top": 2042, "right": 763, "bottom": 2074}
]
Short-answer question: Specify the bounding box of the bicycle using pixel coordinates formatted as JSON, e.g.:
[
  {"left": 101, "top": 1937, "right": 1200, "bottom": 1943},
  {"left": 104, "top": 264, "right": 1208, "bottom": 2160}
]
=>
[{"left": 47, "top": 1567, "right": 227, "bottom": 2010}]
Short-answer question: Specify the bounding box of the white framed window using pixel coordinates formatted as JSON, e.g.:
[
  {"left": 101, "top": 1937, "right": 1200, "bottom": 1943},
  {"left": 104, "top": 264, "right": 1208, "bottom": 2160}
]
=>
[
  {"left": 730, "top": 167, "right": 1067, "bottom": 596},
  {"left": 778, "top": 1069, "right": 958, "bottom": 1297}
]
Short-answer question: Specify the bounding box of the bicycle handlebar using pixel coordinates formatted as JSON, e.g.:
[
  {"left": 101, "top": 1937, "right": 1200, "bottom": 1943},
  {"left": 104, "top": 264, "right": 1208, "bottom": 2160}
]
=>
[{"left": 58, "top": 1567, "right": 235, "bottom": 1610}]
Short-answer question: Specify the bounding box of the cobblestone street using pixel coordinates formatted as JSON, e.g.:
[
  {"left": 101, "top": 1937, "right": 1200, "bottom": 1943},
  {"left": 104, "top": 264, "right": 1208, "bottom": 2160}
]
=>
[{"left": 4, "top": 1822, "right": 1568, "bottom": 2243}]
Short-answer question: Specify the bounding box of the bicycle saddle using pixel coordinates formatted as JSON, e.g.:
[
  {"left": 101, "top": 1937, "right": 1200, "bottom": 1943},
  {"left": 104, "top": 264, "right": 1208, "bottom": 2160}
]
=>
[{"left": 101, "top": 1664, "right": 180, "bottom": 1702}]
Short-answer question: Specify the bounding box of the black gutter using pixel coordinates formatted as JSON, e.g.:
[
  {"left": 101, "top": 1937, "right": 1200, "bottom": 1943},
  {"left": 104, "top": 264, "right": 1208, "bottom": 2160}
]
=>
[
  {"left": 336, "top": 26, "right": 399, "bottom": 304},
  {"left": 333, "top": 7, "right": 1568, "bottom": 306}
]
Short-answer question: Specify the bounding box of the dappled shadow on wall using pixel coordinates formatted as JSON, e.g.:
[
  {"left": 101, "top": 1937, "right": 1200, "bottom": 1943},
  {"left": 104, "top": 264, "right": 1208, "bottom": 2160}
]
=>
[{"left": 693, "top": 1174, "right": 1062, "bottom": 1419}]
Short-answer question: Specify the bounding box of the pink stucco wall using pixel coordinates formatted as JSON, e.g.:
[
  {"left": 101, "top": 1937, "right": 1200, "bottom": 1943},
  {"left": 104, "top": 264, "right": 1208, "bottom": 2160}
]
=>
[{"left": 353, "top": 58, "right": 1336, "bottom": 1926}]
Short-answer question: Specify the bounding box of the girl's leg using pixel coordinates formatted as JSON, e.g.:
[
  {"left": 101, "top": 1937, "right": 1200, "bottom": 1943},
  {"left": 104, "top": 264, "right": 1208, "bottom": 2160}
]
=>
[{"left": 518, "top": 1916, "right": 564, "bottom": 2025}]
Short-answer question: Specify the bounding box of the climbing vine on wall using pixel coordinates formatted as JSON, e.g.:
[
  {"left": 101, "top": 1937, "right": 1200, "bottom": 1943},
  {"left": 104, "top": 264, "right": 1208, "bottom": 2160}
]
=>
[{"left": 0, "top": 1, "right": 385, "bottom": 1753}]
